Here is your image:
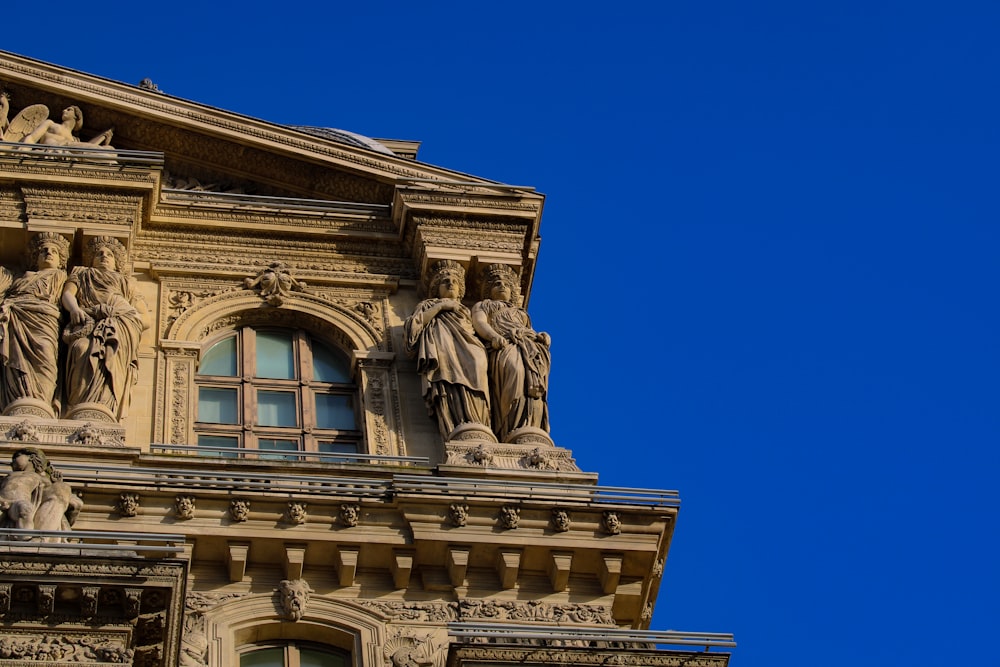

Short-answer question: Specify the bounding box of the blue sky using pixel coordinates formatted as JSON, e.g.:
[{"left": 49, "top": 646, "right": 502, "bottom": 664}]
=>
[{"left": 5, "top": 2, "right": 998, "bottom": 665}]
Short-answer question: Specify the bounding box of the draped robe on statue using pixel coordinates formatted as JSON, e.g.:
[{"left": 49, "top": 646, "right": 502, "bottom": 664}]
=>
[
  {"left": 473, "top": 299, "right": 551, "bottom": 441},
  {"left": 63, "top": 266, "right": 144, "bottom": 420},
  {"left": 0, "top": 268, "right": 66, "bottom": 416},
  {"left": 405, "top": 298, "right": 491, "bottom": 438}
]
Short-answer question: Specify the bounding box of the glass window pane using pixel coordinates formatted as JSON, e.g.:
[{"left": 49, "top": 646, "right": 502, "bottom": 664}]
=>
[
  {"left": 300, "top": 648, "right": 347, "bottom": 667},
  {"left": 240, "top": 648, "right": 284, "bottom": 667},
  {"left": 258, "top": 391, "right": 297, "bottom": 427},
  {"left": 198, "top": 434, "right": 239, "bottom": 458},
  {"left": 319, "top": 441, "right": 359, "bottom": 454},
  {"left": 200, "top": 336, "right": 237, "bottom": 376},
  {"left": 198, "top": 387, "right": 238, "bottom": 424},
  {"left": 316, "top": 394, "right": 355, "bottom": 430},
  {"left": 313, "top": 342, "right": 351, "bottom": 383},
  {"left": 256, "top": 331, "right": 295, "bottom": 379},
  {"left": 258, "top": 438, "right": 299, "bottom": 461}
]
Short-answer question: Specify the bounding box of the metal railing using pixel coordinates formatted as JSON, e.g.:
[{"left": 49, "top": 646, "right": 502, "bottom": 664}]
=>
[
  {"left": 0, "top": 141, "right": 164, "bottom": 168},
  {"left": 57, "top": 462, "right": 393, "bottom": 499},
  {"left": 150, "top": 443, "right": 429, "bottom": 466},
  {"left": 0, "top": 528, "right": 185, "bottom": 554},
  {"left": 393, "top": 474, "right": 681, "bottom": 508},
  {"left": 447, "top": 623, "right": 735, "bottom": 651}
]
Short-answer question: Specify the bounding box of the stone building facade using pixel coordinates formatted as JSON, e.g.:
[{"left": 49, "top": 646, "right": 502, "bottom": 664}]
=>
[{"left": 0, "top": 51, "right": 734, "bottom": 667}]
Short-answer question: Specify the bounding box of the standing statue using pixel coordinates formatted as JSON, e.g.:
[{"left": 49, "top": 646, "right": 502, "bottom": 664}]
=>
[
  {"left": 62, "top": 236, "right": 150, "bottom": 421},
  {"left": 472, "top": 264, "right": 551, "bottom": 442},
  {"left": 18, "top": 105, "right": 114, "bottom": 149},
  {"left": 0, "top": 447, "right": 81, "bottom": 541},
  {"left": 0, "top": 233, "right": 70, "bottom": 418},
  {"left": 404, "top": 260, "right": 492, "bottom": 442}
]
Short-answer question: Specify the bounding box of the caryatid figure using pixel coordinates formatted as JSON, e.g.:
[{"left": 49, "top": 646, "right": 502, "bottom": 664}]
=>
[
  {"left": 62, "top": 236, "right": 150, "bottom": 421},
  {"left": 0, "top": 232, "right": 70, "bottom": 418},
  {"left": 472, "top": 264, "right": 551, "bottom": 442},
  {"left": 404, "top": 260, "right": 493, "bottom": 442}
]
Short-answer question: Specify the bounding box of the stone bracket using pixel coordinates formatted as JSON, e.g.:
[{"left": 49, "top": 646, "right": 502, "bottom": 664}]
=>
[
  {"left": 447, "top": 545, "right": 471, "bottom": 588},
  {"left": 548, "top": 551, "right": 573, "bottom": 593},
  {"left": 391, "top": 549, "right": 415, "bottom": 590},
  {"left": 284, "top": 543, "right": 307, "bottom": 581},
  {"left": 496, "top": 548, "right": 523, "bottom": 590},
  {"left": 227, "top": 542, "right": 250, "bottom": 583},
  {"left": 598, "top": 552, "right": 624, "bottom": 594},
  {"left": 336, "top": 545, "right": 360, "bottom": 587}
]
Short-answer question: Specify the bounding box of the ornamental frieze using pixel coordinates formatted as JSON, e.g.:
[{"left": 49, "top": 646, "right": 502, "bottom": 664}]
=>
[{"left": 357, "top": 600, "right": 615, "bottom": 625}]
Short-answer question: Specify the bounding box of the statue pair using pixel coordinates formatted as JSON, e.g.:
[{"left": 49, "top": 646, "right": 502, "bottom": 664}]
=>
[
  {"left": 405, "top": 261, "right": 550, "bottom": 444},
  {"left": 0, "top": 234, "right": 149, "bottom": 422}
]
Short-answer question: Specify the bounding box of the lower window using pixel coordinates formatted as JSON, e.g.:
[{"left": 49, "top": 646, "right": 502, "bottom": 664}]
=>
[{"left": 240, "top": 643, "right": 349, "bottom": 667}]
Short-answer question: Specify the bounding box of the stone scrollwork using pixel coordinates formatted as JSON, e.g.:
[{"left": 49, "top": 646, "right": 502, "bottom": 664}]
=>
[
  {"left": 384, "top": 631, "right": 440, "bottom": 667},
  {"left": 0, "top": 447, "right": 83, "bottom": 542},
  {"left": 244, "top": 261, "right": 308, "bottom": 306}
]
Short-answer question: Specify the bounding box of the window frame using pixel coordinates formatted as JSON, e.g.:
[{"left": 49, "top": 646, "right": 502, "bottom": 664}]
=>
[
  {"left": 237, "top": 641, "right": 350, "bottom": 667},
  {"left": 194, "top": 327, "right": 362, "bottom": 459}
]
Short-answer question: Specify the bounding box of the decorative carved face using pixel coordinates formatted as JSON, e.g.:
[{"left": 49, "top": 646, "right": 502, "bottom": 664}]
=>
[
  {"left": 489, "top": 281, "right": 512, "bottom": 302},
  {"left": 175, "top": 496, "right": 196, "bottom": 520},
  {"left": 339, "top": 503, "right": 359, "bottom": 527},
  {"left": 602, "top": 511, "right": 622, "bottom": 535},
  {"left": 437, "top": 271, "right": 463, "bottom": 299},
  {"left": 552, "top": 509, "right": 570, "bottom": 532},
  {"left": 230, "top": 499, "right": 251, "bottom": 522},
  {"left": 279, "top": 579, "right": 309, "bottom": 621},
  {"left": 287, "top": 502, "right": 307, "bottom": 524},
  {"left": 119, "top": 493, "right": 139, "bottom": 516},
  {"left": 35, "top": 242, "right": 62, "bottom": 270},
  {"left": 448, "top": 503, "right": 469, "bottom": 527}
]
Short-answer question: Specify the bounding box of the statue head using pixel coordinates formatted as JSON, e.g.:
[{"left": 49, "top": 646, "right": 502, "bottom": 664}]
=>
[
  {"left": 278, "top": 579, "right": 310, "bottom": 621},
  {"left": 12, "top": 447, "right": 50, "bottom": 477},
  {"left": 427, "top": 260, "right": 466, "bottom": 299},
  {"left": 62, "top": 106, "right": 84, "bottom": 132},
  {"left": 83, "top": 236, "right": 128, "bottom": 272},
  {"left": 28, "top": 232, "right": 70, "bottom": 271},
  {"left": 480, "top": 263, "right": 521, "bottom": 304}
]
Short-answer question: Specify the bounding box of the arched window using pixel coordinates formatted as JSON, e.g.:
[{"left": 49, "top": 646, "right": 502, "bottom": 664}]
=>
[
  {"left": 239, "top": 643, "right": 349, "bottom": 667},
  {"left": 195, "top": 327, "right": 360, "bottom": 458}
]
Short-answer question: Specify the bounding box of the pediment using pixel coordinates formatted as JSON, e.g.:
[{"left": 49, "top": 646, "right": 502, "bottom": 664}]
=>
[
  {"left": 0, "top": 50, "right": 546, "bottom": 301},
  {"left": 0, "top": 50, "right": 496, "bottom": 205}
]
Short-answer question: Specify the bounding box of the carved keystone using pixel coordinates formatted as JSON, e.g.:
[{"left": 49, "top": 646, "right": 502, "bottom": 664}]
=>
[
  {"left": 391, "top": 549, "right": 415, "bottom": 590},
  {"left": 336, "top": 545, "right": 360, "bottom": 587},
  {"left": 599, "top": 553, "right": 624, "bottom": 594},
  {"left": 548, "top": 551, "right": 573, "bottom": 592},
  {"left": 496, "top": 549, "right": 523, "bottom": 590},
  {"left": 227, "top": 542, "right": 250, "bottom": 583},
  {"left": 284, "top": 544, "right": 307, "bottom": 580},
  {"left": 447, "top": 546, "right": 471, "bottom": 588}
]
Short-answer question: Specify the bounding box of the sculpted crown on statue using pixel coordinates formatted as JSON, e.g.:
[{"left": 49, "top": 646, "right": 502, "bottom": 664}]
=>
[{"left": 404, "top": 260, "right": 494, "bottom": 443}]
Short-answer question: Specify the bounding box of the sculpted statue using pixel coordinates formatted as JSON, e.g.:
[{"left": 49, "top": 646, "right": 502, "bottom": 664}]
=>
[
  {"left": 472, "top": 264, "right": 551, "bottom": 441},
  {"left": 62, "top": 236, "right": 150, "bottom": 421},
  {"left": 0, "top": 447, "right": 81, "bottom": 541},
  {"left": 0, "top": 233, "right": 70, "bottom": 418},
  {"left": 405, "top": 260, "right": 492, "bottom": 441},
  {"left": 18, "top": 104, "right": 114, "bottom": 149}
]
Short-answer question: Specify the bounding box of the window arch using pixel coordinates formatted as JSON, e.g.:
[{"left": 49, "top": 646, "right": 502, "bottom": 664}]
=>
[{"left": 195, "top": 327, "right": 361, "bottom": 458}]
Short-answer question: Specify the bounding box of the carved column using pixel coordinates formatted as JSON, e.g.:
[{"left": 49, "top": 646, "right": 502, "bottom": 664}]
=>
[
  {"left": 354, "top": 351, "right": 403, "bottom": 457},
  {"left": 159, "top": 344, "right": 200, "bottom": 446}
]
